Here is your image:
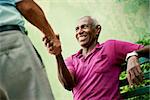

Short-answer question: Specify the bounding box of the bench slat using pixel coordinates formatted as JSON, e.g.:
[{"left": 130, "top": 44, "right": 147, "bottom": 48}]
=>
[
  {"left": 120, "top": 71, "right": 150, "bottom": 87},
  {"left": 121, "top": 85, "right": 150, "bottom": 99}
]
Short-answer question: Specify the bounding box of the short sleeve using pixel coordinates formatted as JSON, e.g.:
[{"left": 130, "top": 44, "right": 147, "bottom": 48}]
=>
[
  {"left": 114, "top": 40, "right": 144, "bottom": 62},
  {"left": 15, "top": 0, "right": 22, "bottom": 3},
  {"left": 65, "top": 56, "right": 75, "bottom": 76}
]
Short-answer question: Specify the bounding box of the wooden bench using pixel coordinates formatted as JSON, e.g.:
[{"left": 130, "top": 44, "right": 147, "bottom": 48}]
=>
[{"left": 120, "top": 57, "right": 150, "bottom": 99}]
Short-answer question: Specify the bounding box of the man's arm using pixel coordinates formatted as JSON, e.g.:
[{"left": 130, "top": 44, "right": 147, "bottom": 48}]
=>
[
  {"left": 16, "top": 0, "right": 54, "bottom": 38},
  {"left": 136, "top": 45, "right": 150, "bottom": 58},
  {"left": 43, "top": 35, "right": 76, "bottom": 91},
  {"left": 126, "top": 45, "right": 150, "bottom": 86},
  {"left": 16, "top": 0, "right": 61, "bottom": 55},
  {"left": 55, "top": 54, "right": 76, "bottom": 91},
  {"left": 16, "top": 0, "right": 61, "bottom": 54}
]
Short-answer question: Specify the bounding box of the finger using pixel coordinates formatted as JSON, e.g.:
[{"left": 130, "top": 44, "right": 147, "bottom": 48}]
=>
[
  {"left": 132, "top": 67, "right": 140, "bottom": 77},
  {"left": 137, "top": 72, "right": 144, "bottom": 83},
  {"left": 42, "top": 36, "right": 49, "bottom": 46},
  {"left": 47, "top": 41, "right": 54, "bottom": 48},
  {"left": 136, "top": 69, "right": 143, "bottom": 83},
  {"left": 129, "top": 69, "right": 136, "bottom": 85},
  {"left": 53, "top": 48, "right": 61, "bottom": 55},
  {"left": 44, "top": 40, "right": 50, "bottom": 47},
  {"left": 47, "top": 43, "right": 51, "bottom": 48},
  {"left": 44, "top": 38, "right": 49, "bottom": 45},
  {"left": 136, "top": 65, "right": 142, "bottom": 74},
  {"left": 43, "top": 39, "right": 47, "bottom": 47},
  {"left": 56, "top": 34, "right": 60, "bottom": 40},
  {"left": 49, "top": 51, "right": 54, "bottom": 54},
  {"left": 45, "top": 41, "right": 48, "bottom": 46},
  {"left": 133, "top": 68, "right": 142, "bottom": 84},
  {"left": 136, "top": 65, "right": 144, "bottom": 82},
  {"left": 133, "top": 76, "right": 139, "bottom": 85},
  {"left": 49, "top": 46, "right": 61, "bottom": 55},
  {"left": 129, "top": 69, "right": 141, "bottom": 85},
  {"left": 48, "top": 47, "right": 53, "bottom": 51},
  {"left": 49, "top": 50, "right": 55, "bottom": 55},
  {"left": 45, "top": 38, "right": 53, "bottom": 47},
  {"left": 42, "top": 36, "right": 46, "bottom": 41},
  {"left": 129, "top": 69, "right": 135, "bottom": 80},
  {"left": 127, "top": 72, "right": 133, "bottom": 87}
]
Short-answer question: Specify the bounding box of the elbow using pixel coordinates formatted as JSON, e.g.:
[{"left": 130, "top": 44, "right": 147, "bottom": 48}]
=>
[
  {"left": 59, "top": 80, "right": 75, "bottom": 91},
  {"left": 23, "top": 6, "right": 34, "bottom": 14},
  {"left": 16, "top": 1, "right": 35, "bottom": 15},
  {"left": 64, "top": 84, "right": 74, "bottom": 91},
  {"left": 58, "top": 73, "right": 75, "bottom": 91},
  {"left": 19, "top": 5, "right": 34, "bottom": 15}
]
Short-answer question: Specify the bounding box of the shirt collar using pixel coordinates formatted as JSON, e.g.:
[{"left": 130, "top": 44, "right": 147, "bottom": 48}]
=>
[{"left": 75, "top": 42, "right": 103, "bottom": 58}]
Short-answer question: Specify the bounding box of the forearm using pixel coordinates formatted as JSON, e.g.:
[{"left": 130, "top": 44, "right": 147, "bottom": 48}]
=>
[
  {"left": 56, "top": 54, "right": 75, "bottom": 91},
  {"left": 136, "top": 45, "right": 150, "bottom": 58},
  {"left": 126, "top": 45, "right": 149, "bottom": 86},
  {"left": 16, "top": 0, "right": 56, "bottom": 39}
]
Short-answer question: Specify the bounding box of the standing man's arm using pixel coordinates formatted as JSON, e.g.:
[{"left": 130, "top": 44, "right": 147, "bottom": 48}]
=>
[
  {"left": 16, "top": 0, "right": 61, "bottom": 55},
  {"left": 126, "top": 45, "right": 150, "bottom": 86}
]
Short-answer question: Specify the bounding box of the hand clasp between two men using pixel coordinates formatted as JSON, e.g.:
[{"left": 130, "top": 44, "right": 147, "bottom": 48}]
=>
[{"left": 43, "top": 35, "right": 62, "bottom": 55}]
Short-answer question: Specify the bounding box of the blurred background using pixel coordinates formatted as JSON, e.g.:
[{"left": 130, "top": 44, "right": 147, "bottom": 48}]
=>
[{"left": 24, "top": 0, "right": 149, "bottom": 99}]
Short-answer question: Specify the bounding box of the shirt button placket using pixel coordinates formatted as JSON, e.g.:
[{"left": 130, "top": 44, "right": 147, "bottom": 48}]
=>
[{"left": 81, "top": 58, "right": 87, "bottom": 68}]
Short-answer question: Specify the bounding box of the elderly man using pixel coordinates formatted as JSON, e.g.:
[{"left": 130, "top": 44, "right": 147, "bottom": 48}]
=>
[
  {"left": 44, "top": 16, "right": 149, "bottom": 100},
  {"left": 0, "top": 0, "right": 61, "bottom": 100}
]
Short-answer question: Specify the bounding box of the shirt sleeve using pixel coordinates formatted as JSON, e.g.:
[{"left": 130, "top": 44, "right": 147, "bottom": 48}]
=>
[
  {"left": 15, "top": 0, "right": 22, "bottom": 3},
  {"left": 65, "top": 56, "right": 75, "bottom": 76},
  {"left": 114, "top": 40, "right": 144, "bottom": 63}
]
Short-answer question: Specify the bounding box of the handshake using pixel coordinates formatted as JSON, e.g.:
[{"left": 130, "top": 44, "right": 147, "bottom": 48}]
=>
[{"left": 43, "top": 34, "right": 62, "bottom": 55}]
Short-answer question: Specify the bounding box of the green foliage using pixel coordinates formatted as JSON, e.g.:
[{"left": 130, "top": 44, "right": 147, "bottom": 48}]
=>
[
  {"left": 136, "top": 33, "right": 150, "bottom": 46},
  {"left": 116, "top": 0, "right": 149, "bottom": 13}
]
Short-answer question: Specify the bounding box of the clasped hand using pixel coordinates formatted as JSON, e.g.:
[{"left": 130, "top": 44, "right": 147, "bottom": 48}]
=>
[{"left": 43, "top": 35, "right": 62, "bottom": 55}]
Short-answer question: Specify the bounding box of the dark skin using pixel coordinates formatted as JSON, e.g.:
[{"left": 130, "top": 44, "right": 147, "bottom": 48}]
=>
[
  {"left": 127, "top": 45, "right": 150, "bottom": 86},
  {"left": 56, "top": 53, "right": 76, "bottom": 91},
  {"left": 52, "top": 35, "right": 75, "bottom": 91},
  {"left": 44, "top": 16, "right": 150, "bottom": 90},
  {"left": 16, "top": 0, "right": 61, "bottom": 55}
]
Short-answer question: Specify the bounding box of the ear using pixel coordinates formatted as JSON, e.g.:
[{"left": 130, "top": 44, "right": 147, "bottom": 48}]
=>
[{"left": 96, "top": 25, "right": 101, "bottom": 36}]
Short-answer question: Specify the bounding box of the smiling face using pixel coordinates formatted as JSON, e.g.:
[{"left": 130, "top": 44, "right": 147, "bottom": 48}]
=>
[{"left": 75, "top": 16, "right": 100, "bottom": 48}]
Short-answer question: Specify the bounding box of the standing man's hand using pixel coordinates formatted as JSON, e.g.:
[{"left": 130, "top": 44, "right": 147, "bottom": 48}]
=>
[
  {"left": 43, "top": 35, "right": 62, "bottom": 55},
  {"left": 126, "top": 56, "right": 144, "bottom": 87},
  {"left": 16, "top": 0, "right": 62, "bottom": 55}
]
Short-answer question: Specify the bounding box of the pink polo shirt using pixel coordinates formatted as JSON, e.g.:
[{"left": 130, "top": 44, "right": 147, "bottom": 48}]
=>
[{"left": 65, "top": 40, "right": 143, "bottom": 100}]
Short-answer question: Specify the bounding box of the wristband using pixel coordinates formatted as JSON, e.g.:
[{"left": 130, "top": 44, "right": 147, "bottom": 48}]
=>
[{"left": 125, "top": 51, "right": 138, "bottom": 61}]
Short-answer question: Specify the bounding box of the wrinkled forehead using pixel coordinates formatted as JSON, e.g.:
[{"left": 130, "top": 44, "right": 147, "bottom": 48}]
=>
[{"left": 76, "top": 17, "right": 93, "bottom": 26}]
